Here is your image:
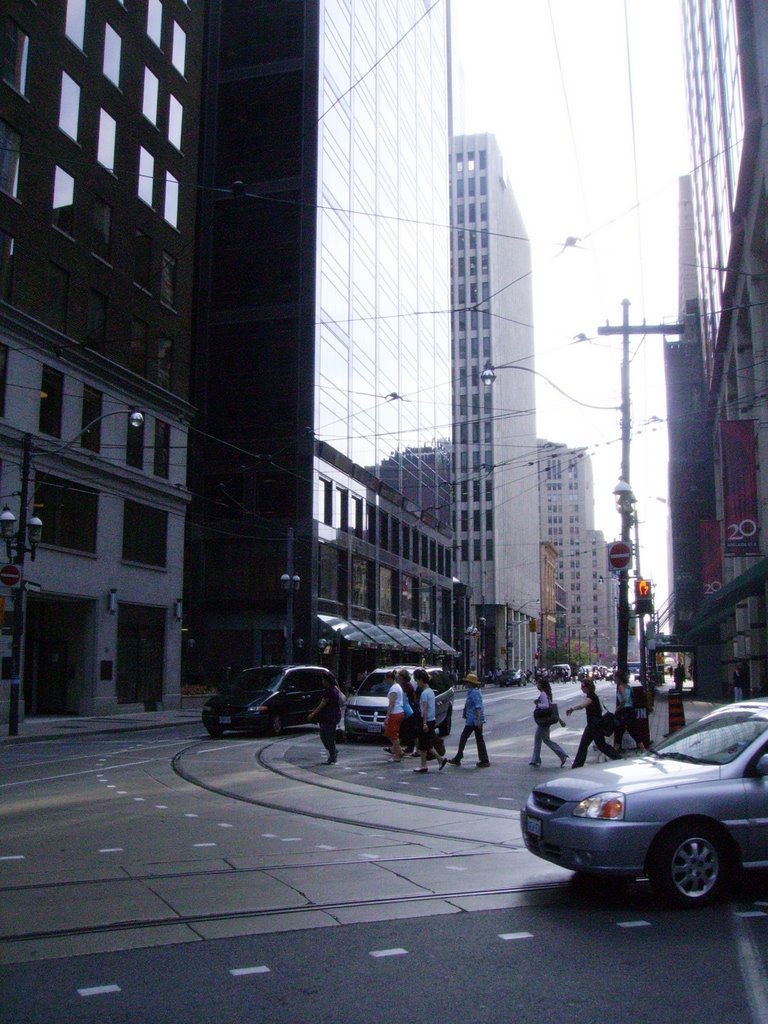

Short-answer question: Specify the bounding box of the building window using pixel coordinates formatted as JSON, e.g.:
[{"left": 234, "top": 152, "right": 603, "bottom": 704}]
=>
[
  {"left": 123, "top": 499, "right": 167, "bottom": 567},
  {"left": 46, "top": 263, "right": 69, "bottom": 333},
  {"left": 36, "top": 475, "right": 98, "bottom": 552},
  {"left": 138, "top": 148, "right": 154, "bottom": 206},
  {"left": 39, "top": 366, "right": 64, "bottom": 437},
  {"left": 92, "top": 197, "right": 112, "bottom": 261},
  {"left": 156, "top": 335, "right": 172, "bottom": 389},
  {"left": 153, "top": 419, "right": 170, "bottom": 478},
  {"left": 2, "top": 19, "right": 29, "bottom": 95},
  {"left": 147, "top": 0, "right": 162, "bottom": 47},
  {"left": 321, "top": 478, "right": 332, "bottom": 525},
  {"left": 163, "top": 171, "right": 178, "bottom": 227},
  {"left": 52, "top": 166, "right": 75, "bottom": 236},
  {"left": 80, "top": 385, "right": 102, "bottom": 453},
  {"left": 168, "top": 94, "right": 182, "bottom": 149},
  {"left": 134, "top": 230, "right": 152, "bottom": 289},
  {"left": 160, "top": 251, "right": 176, "bottom": 306},
  {"left": 65, "top": 0, "right": 86, "bottom": 49},
  {"left": 129, "top": 317, "right": 148, "bottom": 376},
  {"left": 58, "top": 72, "right": 80, "bottom": 141},
  {"left": 0, "top": 119, "right": 20, "bottom": 197},
  {"left": 0, "top": 343, "right": 7, "bottom": 417},
  {"left": 171, "top": 22, "right": 186, "bottom": 74},
  {"left": 97, "top": 109, "right": 116, "bottom": 171},
  {"left": 103, "top": 23, "right": 121, "bottom": 85},
  {"left": 0, "top": 230, "right": 14, "bottom": 300},
  {"left": 86, "top": 289, "right": 107, "bottom": 348},
  {"left": 352, "top": 495, "right": 363, "bottom": 537},
  {"left": 142, "top": 67, "right": 159, "bottom": 124},
  {"left": 125, "top": 410, "right": 144, "bottom": 468}
]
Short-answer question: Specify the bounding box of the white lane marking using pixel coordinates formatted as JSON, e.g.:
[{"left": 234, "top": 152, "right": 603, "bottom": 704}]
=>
[
  {"left": 98, "top": 848, "right": 123, "bottom": 854},
  {"left": 464, "top": 792, "right": 479, "bottom": 797},
  {"left": 261, "top": 833, "right": 278, "bottom": 838},
  {"left": 230, "top": 966, "right": 270, "bottom": 977},
  {"left": 280, "top": 838, "right": 302, "bottom": 843},
  {"left": 499, "top": 932, "right": 533, "bottom": 941},
  {"left": 184, "top": 813, "right": 199, "bottom": 818},
  {"left": 133, "top": 797, "right": 145, "bottom": 802},
  {"left": 155, "top": 804, "right": 168, "bottom": 809},
  {"left": 0, "top": 758, "right": 159, "bottom": 789},
  {"left": 733, "top": 910, "right": 768, "bottom": 1024},
  {"left": 0, "top": 855, "right": 25, "bottom": 861},
  {"left": 196, "top": 745, "right": 242, "bottom": 754},
  {"left": 116, "top": 791, "right": 127, "bottom": 795},
  {"left": 617, "top": 920, "right": 651, "bottom": 928},
  {"left": 446, "top": 866, "right": 467, "bottom": 871},
  {"left": 429, "top": 786, "right": 441, "bottom": 791},
  {"left": 736, "top": 911, "right": 767, "bottom": 919},
  {"left": 193, "top": 843, "right": 217, "bottom": 848},
  {"left": 316, "top": 845, "right": 336, "bottom": 850},
  {"left": 370, "top": 948, "right": 407, "bottom": 958},
  {"left": 78, "top": 985, "right": 121, "bottom": 997},
  {"left": 107, "top": 785, "right": 116, "bottom": 789},
  {"left": 217, "top": 823, "right": 233, "bottom": 828},
  {"left": 498, "top": 797, "right": 515, "bottom": 801}
]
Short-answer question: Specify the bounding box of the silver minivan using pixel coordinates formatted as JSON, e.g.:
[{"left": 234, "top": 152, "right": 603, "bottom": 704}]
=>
[{"left": 344, "top": 666, "right": 454, "bottom": 740}]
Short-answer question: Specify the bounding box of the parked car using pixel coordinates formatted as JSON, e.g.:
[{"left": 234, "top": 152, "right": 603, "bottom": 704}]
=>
[
  {"left": 344, "top": 666, "right": 454, "bottom": 740},
  {"left": 521, "top": 698, "right": 768, "bottom": 906},
  {"left": 201, "top": 665, "right": 337, "bottom": 737},
  {"left": 499, "top": 669, "right": 526, "bottom": 687}
]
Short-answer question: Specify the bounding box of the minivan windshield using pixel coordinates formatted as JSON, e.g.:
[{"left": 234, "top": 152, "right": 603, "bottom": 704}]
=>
[
  {"left": 356, "top": 673, "right": 395, "bottom": 697},
  {"left": 652, "top": 709, "right": 768, "bottom": 765},
  {"left": 221, "top": 667, "right": 283, "bottom": 697}
]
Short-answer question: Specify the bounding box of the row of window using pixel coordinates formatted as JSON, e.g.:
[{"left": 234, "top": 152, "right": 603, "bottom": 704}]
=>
[
  {"left": 28, "top": 472, "right": 167, "bottom": 567},
  {"left": 318, "top": 478, "right": 452, "bottom": 577},
  {"left": 22, "top": 357, "right": 172, "bottom": 479},
  {"left": 65, "top": 0, "right": 188, "bottom": 75},
  {"left": 457, "top": 538, "right": 494, "bottom": 562},
  {"left": 453, "top": 176, "right": 488, "bottom": 198},
  {"left": 455, "top": 150, "right": 487, "bottom": 174}
]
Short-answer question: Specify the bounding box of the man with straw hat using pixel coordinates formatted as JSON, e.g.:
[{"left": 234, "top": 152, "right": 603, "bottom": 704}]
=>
[{"left": 446, "top": 672, "right": 490, "bottom": 767}]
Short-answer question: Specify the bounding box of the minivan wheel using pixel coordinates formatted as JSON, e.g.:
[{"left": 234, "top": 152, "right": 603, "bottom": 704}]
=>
[
  {"left": 269, "top": 713, "right": 283, "bottom": 736},
  {"left": 647, "top": 822, "right": 729, "bottom": 907},
  {"left": 438, "top": 708, "right": 452, "bottom": 737}
]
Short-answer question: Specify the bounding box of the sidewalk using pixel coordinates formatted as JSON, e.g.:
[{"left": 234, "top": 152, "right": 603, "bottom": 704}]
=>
[{"left": 0, "top": 681, "right": 718, "bottom": 745}]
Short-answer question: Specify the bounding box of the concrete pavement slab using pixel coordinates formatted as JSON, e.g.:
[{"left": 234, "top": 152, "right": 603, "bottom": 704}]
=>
[
  {"left": 264, "top": 860, "right": 432, "bottom": 905},
  {"left": 147, "top": 869, "right": 310, "bottom": 918},
  {"left": 0, "top": 923, "right": 203, "bottom": 965}
]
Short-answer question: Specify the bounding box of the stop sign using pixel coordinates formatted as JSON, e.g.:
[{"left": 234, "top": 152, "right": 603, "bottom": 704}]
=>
[
  {"left": 0, "top": 564, "right": 21, "bottom": 587},
  {"left": 608, "top": 541, "right": 632, "bottom": 571}
]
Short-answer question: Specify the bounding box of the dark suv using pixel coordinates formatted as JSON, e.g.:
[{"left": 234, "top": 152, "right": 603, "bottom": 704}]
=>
[
  {"left": 201, "top": 665, "right": 337, "bottom": 737},
  {"left": 344, "top": 666, "right": 454, "bottom": 740}
]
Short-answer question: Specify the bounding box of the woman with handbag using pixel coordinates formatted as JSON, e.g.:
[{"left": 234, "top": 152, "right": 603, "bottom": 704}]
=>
[
  {"left": 566, "top": 678, "right": 622, "bottom": 769},
  {"left": 529, "top": 678, "right": 568, "bottom": 767}
]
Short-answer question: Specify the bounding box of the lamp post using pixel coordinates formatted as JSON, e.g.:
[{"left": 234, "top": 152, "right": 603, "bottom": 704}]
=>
[
  {"left": 3, "top": 409, "right": 144, "bottom": 735},
  {"left": 479, "top": 616, "right": 486, "bottom": 681},
  {"left": 465, "top": 625, "right": 479, "bottom": 673},
  {"left": 613, "top": 479, "right": 635, "bottom": 677},
  {"left": 280, "top": 526, "right": 300, "bottom": 665}
]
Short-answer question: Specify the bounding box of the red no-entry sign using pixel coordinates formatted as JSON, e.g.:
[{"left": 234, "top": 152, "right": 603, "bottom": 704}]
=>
[
  {"left": 608, "top": 541, "right": 632, "bottom": 571},
  {"left": 0, "top": 564, "right": 21, "bottom": 587}
]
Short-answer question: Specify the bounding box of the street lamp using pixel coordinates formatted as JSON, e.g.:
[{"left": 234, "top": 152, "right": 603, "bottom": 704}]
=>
[
  {"left": 465, "top": 625, "right": 479, "bottom": 673},
  {"left": 280, "top": 571, "right": 300, "bottom": 664},
  {"left": 479, "top": 616, "right": 486, "bottom": 680},
  {"left": 613, "top": 479, "right": 636, "bottom": 677},
  {"left": 4, "top": 408, "right": 144, "bottom": 736}
]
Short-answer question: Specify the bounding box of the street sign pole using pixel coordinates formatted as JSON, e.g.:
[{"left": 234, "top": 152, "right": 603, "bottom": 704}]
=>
[{"left": 8, "top": 435, "right": 31, "bottom": 736}]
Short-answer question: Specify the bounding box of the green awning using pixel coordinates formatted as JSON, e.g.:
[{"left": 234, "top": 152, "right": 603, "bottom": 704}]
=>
[{"left": 683, "top": 556, "right": 768, "bottom": 641}]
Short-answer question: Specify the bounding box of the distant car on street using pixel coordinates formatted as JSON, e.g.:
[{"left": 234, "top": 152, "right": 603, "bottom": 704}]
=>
[
  {"left": 344, "top": 666, "right": 454, "bottom": 739},
  {"left": 522, "top": 698, "right": 768, "bottom": 906},
  {"left": 499, "top": 669, "right": 526, "bottom": 687},
  {"left": 202, "top": 665, "right": 337, "bottom": 737}
]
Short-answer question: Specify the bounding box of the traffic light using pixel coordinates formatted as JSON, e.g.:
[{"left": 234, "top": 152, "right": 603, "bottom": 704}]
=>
[
  {"left": 634, "top": 577, "right": 654, "bottom": 615},
  {"left": 529, "top": 618, "right": 538, "bottom": 633}
]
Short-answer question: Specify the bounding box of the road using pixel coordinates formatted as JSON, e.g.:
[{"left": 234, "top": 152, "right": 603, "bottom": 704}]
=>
[{"left": 2, "top": 682, "right": 768, "bottom": 1022}]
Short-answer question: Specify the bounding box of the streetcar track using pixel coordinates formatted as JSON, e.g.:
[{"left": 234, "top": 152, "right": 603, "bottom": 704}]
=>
[
  {"left": 0, "top": 880, "right": 570, "bottom": 946},
  {"left": 172, "top": 739, "right": 520, "bottom": 849}
]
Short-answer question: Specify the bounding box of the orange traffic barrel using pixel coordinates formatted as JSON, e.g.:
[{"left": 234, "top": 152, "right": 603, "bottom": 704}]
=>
[{"left": 668, "top": 691, "right": 686, "bottom": 734}]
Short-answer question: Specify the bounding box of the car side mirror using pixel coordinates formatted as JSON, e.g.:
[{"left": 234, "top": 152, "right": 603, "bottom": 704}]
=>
[{"left": 755, "top": 753, "right": 768, "bottom": 777}]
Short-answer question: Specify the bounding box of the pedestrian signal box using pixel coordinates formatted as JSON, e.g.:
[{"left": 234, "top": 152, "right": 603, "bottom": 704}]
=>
[
  {"left": 634, "top": 578, "right": 654, "bottom": 615},
  {"left": 529, "top": 618, "right": 537, "bottom": 633}
]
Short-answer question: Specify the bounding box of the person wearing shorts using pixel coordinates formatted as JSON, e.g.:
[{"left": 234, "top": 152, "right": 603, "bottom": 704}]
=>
[
  {"left": 384, "top": 670, "right": 404, "bottom": 761},
  {"left": 413, "top": 668, "right": 447, "bottom": 773}
]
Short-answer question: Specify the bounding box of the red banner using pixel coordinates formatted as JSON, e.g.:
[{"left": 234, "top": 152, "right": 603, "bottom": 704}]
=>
[
  {"left": 700, "top": 520, "right": 722, "bottom": 596},
  {"left": 720, "top": 420, "right": 759, "bottom": 555}
]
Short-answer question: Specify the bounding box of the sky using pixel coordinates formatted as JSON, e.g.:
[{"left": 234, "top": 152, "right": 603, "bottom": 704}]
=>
[{"left": 450, "top": 0, "right": 691, "bottom": 603}]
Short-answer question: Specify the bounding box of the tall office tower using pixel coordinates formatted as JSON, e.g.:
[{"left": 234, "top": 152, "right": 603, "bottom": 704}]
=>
[
  {"left": 537, "top": 441, "right": 615, "bottom": 666},
  {"left": 190, "top": 3, "right": 456, "bottom": 685},
  {"left": 678, "top": 2, "right": 768, "bottom": 695},
  {"left": 450, "top": 134, "right": 540, "bottom": 676},
  {"left": 0, "top": 0, "right": 201, "bottom": 723}
]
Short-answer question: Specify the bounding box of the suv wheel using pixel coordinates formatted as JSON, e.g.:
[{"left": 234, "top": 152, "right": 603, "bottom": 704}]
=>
[{"left": 269, "top": 712, "right": 283, "bottom": 736}]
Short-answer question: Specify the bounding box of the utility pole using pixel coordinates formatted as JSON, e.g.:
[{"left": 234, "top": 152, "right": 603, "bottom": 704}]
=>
[
  {"left": 597, "top": 303, "right": 684, "bottom": 681},
  {"left": 8, "top": 435, "right": 32, "bottom": 736}
]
